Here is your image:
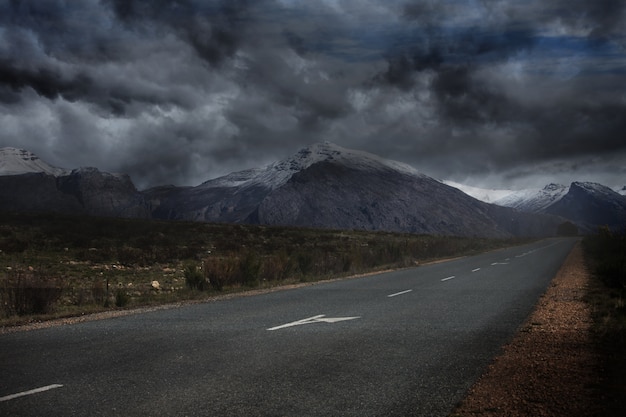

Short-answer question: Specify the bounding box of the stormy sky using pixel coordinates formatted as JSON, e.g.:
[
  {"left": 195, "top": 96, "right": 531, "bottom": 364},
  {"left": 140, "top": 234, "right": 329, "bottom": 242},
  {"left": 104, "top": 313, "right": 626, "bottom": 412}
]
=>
[{"left": 1, "top": 0, "right": 625, "bottom": 190}]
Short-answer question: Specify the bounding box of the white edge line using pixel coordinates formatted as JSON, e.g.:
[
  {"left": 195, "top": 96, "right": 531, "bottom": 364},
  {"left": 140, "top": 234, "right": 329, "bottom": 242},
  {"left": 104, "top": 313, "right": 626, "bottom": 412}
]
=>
[
  {"left": 441, "top": 276, "right": 455, "bottom": 282},
  {"left": 0, "top": 384, "right": 63, "bottom": 402},
  {"left": 387, "top": 289, "right": 413, "bottom": 298}
]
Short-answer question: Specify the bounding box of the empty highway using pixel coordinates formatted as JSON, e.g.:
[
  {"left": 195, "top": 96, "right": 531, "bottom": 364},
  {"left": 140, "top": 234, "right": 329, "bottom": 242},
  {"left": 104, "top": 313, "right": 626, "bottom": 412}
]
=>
[{"left": 0, "top": 238, "right": 577, "bottom": 416}]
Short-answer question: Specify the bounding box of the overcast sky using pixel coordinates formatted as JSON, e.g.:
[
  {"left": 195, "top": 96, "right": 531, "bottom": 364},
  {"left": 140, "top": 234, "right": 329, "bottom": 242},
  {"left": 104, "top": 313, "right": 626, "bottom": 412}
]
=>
[{"left": 1, "top": 0, "right": 625, "bottom": 190}]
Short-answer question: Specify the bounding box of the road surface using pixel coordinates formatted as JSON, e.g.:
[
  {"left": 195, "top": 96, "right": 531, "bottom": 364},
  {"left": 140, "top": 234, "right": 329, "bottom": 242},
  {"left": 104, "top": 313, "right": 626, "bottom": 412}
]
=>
[{"left": 0, "top": 238, "right": 577, "bottom": 416}]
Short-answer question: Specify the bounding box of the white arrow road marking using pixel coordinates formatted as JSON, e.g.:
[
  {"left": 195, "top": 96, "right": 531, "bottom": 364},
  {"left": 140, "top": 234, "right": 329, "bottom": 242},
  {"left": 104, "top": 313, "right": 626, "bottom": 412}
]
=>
[
  {"left": 267, "top": 314, "right": 360, "bottom": 331},
  {"left": 315, "top": 316, "right": 361, "bottom": 324},
  {"left": 0, "top": 384, "right": 63, "bottom": 402},
  {"left": 387, "top": 289, "right": 413, "bottom": 298}
]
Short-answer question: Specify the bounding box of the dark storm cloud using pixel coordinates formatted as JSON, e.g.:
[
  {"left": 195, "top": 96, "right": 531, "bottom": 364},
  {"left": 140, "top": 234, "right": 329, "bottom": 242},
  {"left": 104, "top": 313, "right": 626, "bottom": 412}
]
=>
[
  {"left": 105, "top": 0, "right": 252, "bottom": 67},
  {"left": 0, "top": 0, "right": 254, "bottom": 110},
  {"left": 0, "top": 0, "right": 271, "bottom": 187},
  {"left": 538, "top": 0, "right": 626, "bottom": 38},
  {"left": 0, "top": 0, "right": 625, "bottom": 189},
  {"left": 365, "top": 0, "right": 626, "bottom": 183}
]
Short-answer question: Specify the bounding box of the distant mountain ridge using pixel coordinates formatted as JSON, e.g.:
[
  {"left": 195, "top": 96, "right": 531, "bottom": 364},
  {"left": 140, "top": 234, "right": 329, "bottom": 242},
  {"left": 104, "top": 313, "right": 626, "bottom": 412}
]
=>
[
  {"left": 494, "top": 183, "right": 570, "bottom": 212},
  {"left": 143, "top": 142, "right": 566, "bottom": 237},
  {"left": 0, "top": 147, "right": 68, "bottom": 177},
  {"left": 492, "top": 182, "right": 626, "bottom": 232},
  {"left": 0, "top": 147, "right": 149, "bottom": 218},
  {"left": 0, "top": 144, "right": 586, "bottom": 237},
  {"left": 197, "top": 142, "right": 426, "bottom": 191},
  {"left": 543, "top": 182, "right": 626, "bottom": 232}
]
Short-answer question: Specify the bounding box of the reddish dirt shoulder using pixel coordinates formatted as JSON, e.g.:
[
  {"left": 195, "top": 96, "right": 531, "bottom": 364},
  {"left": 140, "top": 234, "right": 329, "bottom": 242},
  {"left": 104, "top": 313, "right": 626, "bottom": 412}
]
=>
[{"left": 452, "top": 242, "right": 602, "bottom": 417}]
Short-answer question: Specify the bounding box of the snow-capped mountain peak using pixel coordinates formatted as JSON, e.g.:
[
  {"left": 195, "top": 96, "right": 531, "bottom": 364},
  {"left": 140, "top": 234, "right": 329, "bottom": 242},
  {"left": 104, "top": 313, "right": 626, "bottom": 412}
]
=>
[
  {"left": 202, "top": 142, "right": 425, "bottom": 190},
  {"left": 494, "top": 183, "right": 569, "bottom": 212},
  {"left": 0, "top": 147, "right": 68, "bottom": 176},
  {"left": 571, "top": 181, "right": 616, "bottom": 197}
]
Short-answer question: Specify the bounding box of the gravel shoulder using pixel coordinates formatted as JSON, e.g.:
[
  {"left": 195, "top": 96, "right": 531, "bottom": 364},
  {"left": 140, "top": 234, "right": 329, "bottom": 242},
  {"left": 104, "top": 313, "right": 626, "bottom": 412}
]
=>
[{"left": 451, "top": 241, "right": 602, "bottom": 417}]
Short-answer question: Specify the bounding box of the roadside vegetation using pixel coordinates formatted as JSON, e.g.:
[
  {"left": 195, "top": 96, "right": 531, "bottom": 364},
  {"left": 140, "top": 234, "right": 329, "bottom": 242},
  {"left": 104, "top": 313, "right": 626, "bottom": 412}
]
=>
[
  {"left": 1, "top": 212, "right": 532, "bottom": 327},
  {"left": 583, "top": 227, "right": 626, "bottom": 416}
]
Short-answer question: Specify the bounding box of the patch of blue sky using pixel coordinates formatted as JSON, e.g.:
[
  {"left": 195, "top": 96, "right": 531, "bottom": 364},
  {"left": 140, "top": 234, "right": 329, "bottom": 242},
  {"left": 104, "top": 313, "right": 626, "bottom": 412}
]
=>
[
  {"left": 535, "top": 36, "right": 620, "bottom": 56},
  {"left": 254, "top": 1, "right": 626, "bottom": 76},
  {"left": 529, "top": 35, "right": 626, "bottom": 76}
]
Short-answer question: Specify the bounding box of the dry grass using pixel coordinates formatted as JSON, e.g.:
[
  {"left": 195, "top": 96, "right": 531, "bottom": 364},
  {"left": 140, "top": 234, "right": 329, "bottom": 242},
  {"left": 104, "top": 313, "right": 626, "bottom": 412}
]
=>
[{"left": 1, "top": 211, "right": 532, "bottom": 328}]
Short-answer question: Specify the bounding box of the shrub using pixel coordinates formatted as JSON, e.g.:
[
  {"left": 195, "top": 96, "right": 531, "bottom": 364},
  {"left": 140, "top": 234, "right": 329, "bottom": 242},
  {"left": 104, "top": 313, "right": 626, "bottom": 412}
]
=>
[
  {"left": 115, "top": 288, "right": 129, "bottom": 307},
  {"left": 117, "top": 245, "right": 146, "bottom": 266},
  {"left": 296, "top": 252, "right": 313, "bottom": 276},
  {"left": 583, "top": 227, "right": 626, "bottom": 289},
  {"left": 239, "top": 252, "right": 261, "bottom": 287},
  {"left": 258, "top": 253, "right": 293, "bottom": 282},
  {"left": 557, "top": 221, "right": 579, "bottom": 236},
  {"left": 1, "top": 271, "right": 64, "bottom": 316},
  {"left": 184, "top": 264, "right": 208, "bottom": 291},
  {"left": 92, "top": 280, "right": 106, "bottom": 304},
  {"left": 203, "top": 257, "right": 238, "bottom": 291},
  {"left": 0, "top": 236, "right": 29, "bottom": 253}
]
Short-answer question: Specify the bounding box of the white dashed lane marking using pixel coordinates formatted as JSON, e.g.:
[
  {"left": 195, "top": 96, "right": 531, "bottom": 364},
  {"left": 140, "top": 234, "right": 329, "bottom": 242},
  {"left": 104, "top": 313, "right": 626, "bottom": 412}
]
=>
[
  {"left": 0, "top": 384, "right": 63, "bottom": 402},
  {"left": 387, "top": 289, "right": 413, "bottom": 298}
]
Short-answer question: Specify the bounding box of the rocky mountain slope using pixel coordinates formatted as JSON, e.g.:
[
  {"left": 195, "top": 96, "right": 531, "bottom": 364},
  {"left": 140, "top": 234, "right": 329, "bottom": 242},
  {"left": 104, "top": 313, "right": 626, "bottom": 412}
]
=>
[
  {"left": 494, "top": 183, "right": 570, "bottom": 212},
  {"left": 494, "top": 182, "right": 626, "bottom": 232},
  {"left": 0, "top": 143, "right": 568, "bottom": 237},
  {"left": 145, "top": 143, "right": 564, "bottom": 237},
  {"left": 0, "top": 147, "right": 68, "bottom": 176},
  {"left": 543, "top": 182, "right": 626, "bottom": 232},
  {"left": 0, "top": 148, "right": 149, "bottom": 218}
]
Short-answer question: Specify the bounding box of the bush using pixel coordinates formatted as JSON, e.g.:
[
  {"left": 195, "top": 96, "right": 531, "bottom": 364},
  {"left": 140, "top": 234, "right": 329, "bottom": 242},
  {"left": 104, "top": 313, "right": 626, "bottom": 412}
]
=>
[
  {"left": 92, "top": 280, "right": 106, "bottom": 304},
  {"left": 203, "top": 257, "right": 238, "bottom": 291},
  {"left": 258, "top": 253, "right": 293, "bottom": 282},
  {"left": 184, "top": 264, "right": 209, "bottom": 291},
  {"left": 240, "top": 252, "right": 261, "bottom": 287},
  {"left": 296, "top": 252, "right": 313, "bottom": 276},
  {"left": 115, "top": 288, "right": 129, "bottom": 307},
  {"left": 557, "top": 221, "right": 579, "bottom": 236},
  {"left": 583, "top": 227, "right": 626, "bottom": 289},
  {"left": 1, "top": 271, "right": 64, "bottom": 316},
  {"left": 117, "top": 245, "right": 146, "bottom": 266},
  {"left": 0, "top": 236, "right": 29, "bottom": 253}
]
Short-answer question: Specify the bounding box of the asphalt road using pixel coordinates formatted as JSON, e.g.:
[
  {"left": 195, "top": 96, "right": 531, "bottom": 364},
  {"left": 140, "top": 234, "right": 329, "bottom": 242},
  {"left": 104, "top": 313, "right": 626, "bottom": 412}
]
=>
[{"left": 0, "top": 238, "right": 577, "bottom": 417}]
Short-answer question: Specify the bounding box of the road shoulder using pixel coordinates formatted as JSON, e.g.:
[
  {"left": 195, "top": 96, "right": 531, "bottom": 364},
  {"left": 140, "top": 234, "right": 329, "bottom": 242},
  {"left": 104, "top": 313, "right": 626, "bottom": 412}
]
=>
[{"left": 451, "top": 241, "right": 602, "bottom": 416}]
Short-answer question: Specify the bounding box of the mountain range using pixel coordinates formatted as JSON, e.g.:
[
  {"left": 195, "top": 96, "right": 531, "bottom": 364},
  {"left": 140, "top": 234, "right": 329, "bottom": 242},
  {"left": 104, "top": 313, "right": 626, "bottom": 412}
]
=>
[
  {"left": 493, "top": 182, "right": 626, "bottom": 233},
  {"left": 0, "top": 147, "right": 149, "bottom": 219},
  {"left": 1, "top": 144, "right": 623, "bottom": 236},
  {"left": 446, "top": 180, "right": 626, "bottom": 233}
]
